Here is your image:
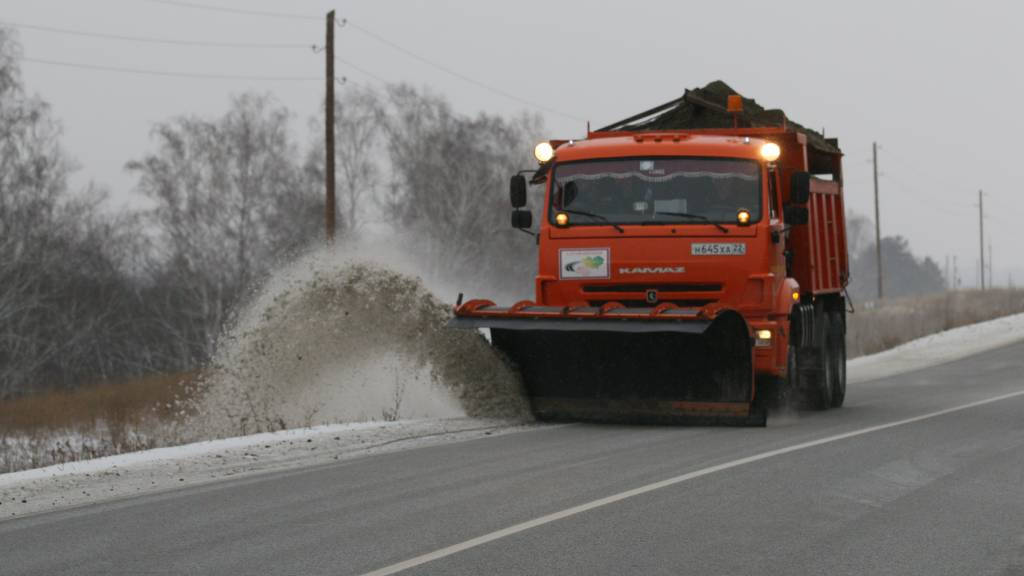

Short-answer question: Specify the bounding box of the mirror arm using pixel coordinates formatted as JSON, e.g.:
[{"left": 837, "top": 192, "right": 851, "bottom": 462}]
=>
[{"left": 515, "top": 227, "right": 540, "bottom": 243}]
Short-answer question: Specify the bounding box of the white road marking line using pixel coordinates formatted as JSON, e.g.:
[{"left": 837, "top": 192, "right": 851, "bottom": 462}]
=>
[{"left": 359, "top": 389, "right": 1024, "bottom": 576}]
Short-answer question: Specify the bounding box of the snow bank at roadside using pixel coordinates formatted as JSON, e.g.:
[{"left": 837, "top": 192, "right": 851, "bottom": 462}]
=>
[
  {"left": 0, "top": 418, "right": 532, "bottom": 520},
  {"left": 848, "top": 311, "right": 1024, "bottom": 384}
]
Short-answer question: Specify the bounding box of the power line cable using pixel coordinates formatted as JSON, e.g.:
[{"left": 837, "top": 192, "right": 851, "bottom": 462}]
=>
[
  {"left": 1, "top": 20, "right": 311, "bottom": 49},
  {"left": 20, "top": 56, "right": 319, "bottom": 81},
  {"left": 140, "top": 0, "right": 319, "bottom": 21},
  {"left": 334, "top": 56, "right": 389, "bottom": 85},
  {"left": 337, "top": 18, "right": 586, "bottom": 123},
  {"left": 132, "top": 1, "right": 581, "bottom": 122},
  {"left": 880, "top": 172, "right": 965, "bottom": 219}
]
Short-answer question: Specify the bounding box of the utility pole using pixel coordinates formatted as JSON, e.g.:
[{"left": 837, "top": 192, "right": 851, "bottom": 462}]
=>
[
  {"left": 978, "top": 189, "right": 984, "bottom": 290},
  {"left": 953, "top": 255, "right": 959, "bottom": 291},
  {"left": 325, "top": 10, "right": 337, "bottom": 243},
  {"left": 873, "top": 142, "right": 883, "bottom": 300},
  {"left": 945, "top": 255, "right": 950, "bottom": 291},
  {"left": 989, "top": 242, "right": 993, "bottom": 288}
]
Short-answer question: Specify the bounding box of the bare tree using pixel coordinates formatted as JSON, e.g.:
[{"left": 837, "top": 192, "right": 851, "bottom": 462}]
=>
[
  {"left": 304, "top": 85, "right": 384, "bottom": 235},
  {"left": 378, "top": 84, "right": 543, "bottom": 293},
  {"left": 127, "top": 93, "right": 319, "bottom": 356}
]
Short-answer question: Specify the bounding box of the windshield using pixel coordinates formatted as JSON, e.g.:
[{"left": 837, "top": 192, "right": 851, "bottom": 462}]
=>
[{"left": 550, "top": 157, "right": 762, "bottom": 226}]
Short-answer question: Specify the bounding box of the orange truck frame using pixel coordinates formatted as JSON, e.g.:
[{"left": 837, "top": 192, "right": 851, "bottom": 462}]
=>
[{"left": 451, "top": 85, "right": 849, "bottom": 425}]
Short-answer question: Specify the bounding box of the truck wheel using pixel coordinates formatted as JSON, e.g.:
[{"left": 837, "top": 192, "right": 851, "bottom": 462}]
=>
[
  {"left": 829, "top": 312, "right": 846, "bottom": 408},
  {"left": 806, "top": 314, "right": 834, "bottom": 410}
]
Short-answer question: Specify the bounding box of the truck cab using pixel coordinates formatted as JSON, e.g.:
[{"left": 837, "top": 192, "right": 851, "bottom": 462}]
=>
[{"left": 514, "top": 133, "right": 797, "bottom": 386}]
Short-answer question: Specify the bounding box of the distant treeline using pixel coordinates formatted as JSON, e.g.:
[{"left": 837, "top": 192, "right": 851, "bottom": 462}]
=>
[
  {"left": 845, "top": 212, "right": 946, "bottom": 303},
  {"left": 0, "top": 28, "right": 540, "bottom": 397}
]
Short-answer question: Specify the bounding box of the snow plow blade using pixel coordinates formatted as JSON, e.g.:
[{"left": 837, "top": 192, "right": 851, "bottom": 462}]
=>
[{"left": 450, "top": 300, "right": 763, "bottom": 426}]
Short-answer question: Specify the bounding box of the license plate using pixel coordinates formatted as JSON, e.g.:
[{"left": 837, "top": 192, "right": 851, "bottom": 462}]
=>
[{"left": 691, "top": 243, "right": 747, "bottom": 256}]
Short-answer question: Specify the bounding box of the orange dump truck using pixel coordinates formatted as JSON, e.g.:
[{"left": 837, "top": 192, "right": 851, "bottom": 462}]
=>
[{"left": 451, "top": 82, "right": 849, "bottom": 425}]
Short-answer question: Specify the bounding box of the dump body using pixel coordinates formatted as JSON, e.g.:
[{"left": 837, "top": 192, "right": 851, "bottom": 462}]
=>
[{"left": 452, "top": 83, "right": 850, "bottom": 422}]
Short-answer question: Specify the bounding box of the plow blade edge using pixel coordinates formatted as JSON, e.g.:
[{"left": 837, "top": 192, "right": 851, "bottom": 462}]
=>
[{"left": 450, "top": 308, "right": 762, "bottom": 426}]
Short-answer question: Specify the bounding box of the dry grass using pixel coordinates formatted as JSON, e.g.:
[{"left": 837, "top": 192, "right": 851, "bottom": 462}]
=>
[
  {"left": 847, "top": 289, "right": 1024, "bottom": 358},
  {"left": 0, "top": 373, "right": 198, "bottom": 473},
  {"left": 0, "top": 372, "right": 197, "bottom": 435}
]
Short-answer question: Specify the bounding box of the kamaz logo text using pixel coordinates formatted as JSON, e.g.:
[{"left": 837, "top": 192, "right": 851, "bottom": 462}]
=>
[{"left": 618, "top": 266, "right": 686, "bottom": 275}]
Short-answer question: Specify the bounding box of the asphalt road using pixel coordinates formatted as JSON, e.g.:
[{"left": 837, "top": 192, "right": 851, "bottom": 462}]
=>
[{"left": 4, "top": 342, "right": 1024, "bottom": 575}]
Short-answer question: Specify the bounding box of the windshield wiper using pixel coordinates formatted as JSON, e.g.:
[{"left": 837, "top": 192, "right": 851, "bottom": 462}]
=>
[
  {"left": 649, "top": 211, "right": 728, "bottom": 233},
  {"left": 559, "top": 208, "right": 625, "bottom": 233}
]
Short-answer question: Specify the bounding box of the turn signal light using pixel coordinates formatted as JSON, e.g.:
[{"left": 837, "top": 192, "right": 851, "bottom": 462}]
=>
[
  {"left": 555, "top": 212, "right": 569, "bottom": 226},
  {"left": 737, "top": 209, "right": 751, "bottom": 225},
  {"left": 792, "top": 291, "right": 800, "bottom": 302}
]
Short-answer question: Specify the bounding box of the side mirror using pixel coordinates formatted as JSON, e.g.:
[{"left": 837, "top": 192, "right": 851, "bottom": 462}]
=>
[
  {"left": 790, "top": 171, "right": 811, "bottom": 204},
  {"left": 784, "top": 205, "right": 809, "bottom": 226},
  {"left": 511, "top": 209, "right": 533, "bottom": 229},
  {"left": 510, "top": 175, "right": 527, "bottom": 208}
]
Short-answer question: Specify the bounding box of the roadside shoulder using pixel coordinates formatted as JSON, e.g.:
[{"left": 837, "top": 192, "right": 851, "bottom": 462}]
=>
[{"left": 0, "top": 418, "right": 531, "bottom": 520}]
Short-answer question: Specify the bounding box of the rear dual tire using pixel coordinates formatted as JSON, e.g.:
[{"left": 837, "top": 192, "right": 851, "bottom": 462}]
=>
[
  {"left": 804, "top": 310, "right": 846, "bottom": 410},
  {"left": 806, "top": 314, "right": 834, "bottom": 410},
  {"left": 828, "top": 311, "right": 846, "bottom": 408}
]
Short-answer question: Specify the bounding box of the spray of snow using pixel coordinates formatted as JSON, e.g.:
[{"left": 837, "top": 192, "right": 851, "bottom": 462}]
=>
[{"left": 189, "top": 236, "right": 530, "bottom": 438}]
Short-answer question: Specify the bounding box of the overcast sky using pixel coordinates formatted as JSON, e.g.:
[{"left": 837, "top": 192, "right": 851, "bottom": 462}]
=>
[{"left": 3, "top": 0, "right": 1022, "bottom": 288}]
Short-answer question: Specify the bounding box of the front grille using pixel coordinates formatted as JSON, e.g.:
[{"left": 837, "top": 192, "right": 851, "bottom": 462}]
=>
[{"left": 582, "top": 283, "right": 722, "bottom": 294}]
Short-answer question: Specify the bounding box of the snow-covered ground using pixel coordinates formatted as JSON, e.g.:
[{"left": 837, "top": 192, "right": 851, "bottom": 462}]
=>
[
  {"left": 2, "top": 311, "right": 1023, "bottom": 521},
  {"left": 847, "top": 311, "right": 1024, "bottom": 384},
  {"left": 0, "top": 418, "right": 535, "bottom": 520}
]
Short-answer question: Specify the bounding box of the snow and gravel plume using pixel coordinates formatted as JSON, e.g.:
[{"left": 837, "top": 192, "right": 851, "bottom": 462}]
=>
[{"left": 188, "top": 239, "right": 529, "bottom": 439}]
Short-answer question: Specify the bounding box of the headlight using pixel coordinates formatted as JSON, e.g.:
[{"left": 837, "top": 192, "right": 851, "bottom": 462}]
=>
[
  {"left": 554, "top": 212, "right": 569, "bottom": 226},
  {"left": 534, "top": 141, "right": 555, "bottom": 163},
  {"left": 737, "top": 209, "right": 751, "bottom": 225},
  {"left": 759, "top": 142, "right": 781, "bottom": 162}
]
